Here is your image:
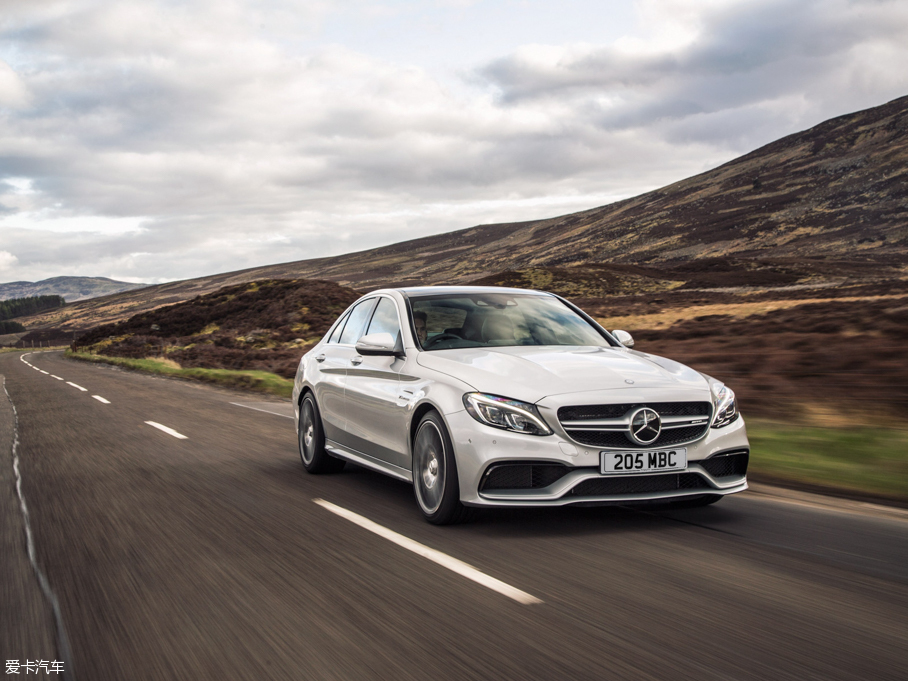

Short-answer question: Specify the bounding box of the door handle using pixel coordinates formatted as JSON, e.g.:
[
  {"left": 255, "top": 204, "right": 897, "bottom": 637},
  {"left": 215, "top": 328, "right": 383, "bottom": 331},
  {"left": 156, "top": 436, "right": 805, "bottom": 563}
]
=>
[
  {"left": 315, "top": 354, "right": 326, "bottom": 363},
  {"left": 351, "top": 356, "right": 363, "bottom": 366}
]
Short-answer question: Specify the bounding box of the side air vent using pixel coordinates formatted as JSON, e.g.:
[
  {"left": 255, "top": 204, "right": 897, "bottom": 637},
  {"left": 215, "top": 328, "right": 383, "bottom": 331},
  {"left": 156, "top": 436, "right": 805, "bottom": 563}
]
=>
[{"left": 699, "top": 450, "right": 749, "bottom": 478}]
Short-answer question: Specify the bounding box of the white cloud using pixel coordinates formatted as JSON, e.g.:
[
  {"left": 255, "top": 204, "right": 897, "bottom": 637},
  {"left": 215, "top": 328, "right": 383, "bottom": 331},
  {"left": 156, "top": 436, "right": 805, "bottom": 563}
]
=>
[
  {"left": 0, "top": 0, "right": 907, "bottom": 283},
  {"left": 0, "top": 250, "right": 19, "bottom": 277},
  {"left": 0, "top": 59, "right": 31, "bottom": 109}
]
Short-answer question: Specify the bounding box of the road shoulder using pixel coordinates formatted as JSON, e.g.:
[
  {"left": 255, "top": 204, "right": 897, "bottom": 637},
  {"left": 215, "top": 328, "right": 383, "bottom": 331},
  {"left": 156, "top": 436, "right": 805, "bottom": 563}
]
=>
[
  {"left": 747, "top": 481, "right": 908, "bottom": 523},
  {"left": 0, "top": 368, "right": 60, "bottom": 667}
]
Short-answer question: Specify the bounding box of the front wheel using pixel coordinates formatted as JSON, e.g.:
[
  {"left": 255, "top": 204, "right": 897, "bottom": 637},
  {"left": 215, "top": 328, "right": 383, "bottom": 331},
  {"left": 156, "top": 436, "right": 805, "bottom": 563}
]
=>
[
  {"left": 412, "top": 411, "right": 471, "bottom": 525},
  {"left": 299, "top": 393, "right": 345, "bottom": 474}
]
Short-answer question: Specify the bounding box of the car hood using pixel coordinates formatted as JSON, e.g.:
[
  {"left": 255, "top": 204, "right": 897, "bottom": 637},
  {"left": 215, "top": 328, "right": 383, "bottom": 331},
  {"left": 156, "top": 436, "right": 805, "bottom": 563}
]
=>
[{"left": 415, "top": 345, "right": 709, "bottom": 404}]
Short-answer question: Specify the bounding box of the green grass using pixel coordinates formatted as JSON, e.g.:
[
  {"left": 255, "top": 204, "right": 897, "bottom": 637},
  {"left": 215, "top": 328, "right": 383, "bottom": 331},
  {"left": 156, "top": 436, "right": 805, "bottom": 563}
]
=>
[
  {"left": 1, "top": 345, "right": 69, "bottom": 354},
  {"left": 747, "top": 418, "right": 908, "bottom": 501},
  {"left": 66, "top": 351, "right": 293, "bottom": 398}
]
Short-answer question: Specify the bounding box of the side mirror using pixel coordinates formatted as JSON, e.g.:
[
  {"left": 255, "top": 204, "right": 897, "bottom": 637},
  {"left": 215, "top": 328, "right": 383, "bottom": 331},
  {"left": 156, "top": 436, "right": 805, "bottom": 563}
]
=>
[
  {"left": 356, "top": 332, "right": 403, "bottom": 357},
  {"left": 612, "top": 329, "right": 634, "bottom": 348}
]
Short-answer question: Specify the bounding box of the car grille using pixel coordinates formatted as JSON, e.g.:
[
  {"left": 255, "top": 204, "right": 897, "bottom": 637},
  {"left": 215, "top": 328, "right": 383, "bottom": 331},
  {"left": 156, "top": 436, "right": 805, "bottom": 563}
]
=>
[
  {"left": 569, "top": 472, "right": 709, "bottom": 496},
  {"left": 480, "top": 463, "right": 571, "bottom": 491},
  {"left": 558, "top": 401, "right": 712, "bottom": 449},
  {"left": 699, "top": 450, "right": 749, "bottom": 478}
]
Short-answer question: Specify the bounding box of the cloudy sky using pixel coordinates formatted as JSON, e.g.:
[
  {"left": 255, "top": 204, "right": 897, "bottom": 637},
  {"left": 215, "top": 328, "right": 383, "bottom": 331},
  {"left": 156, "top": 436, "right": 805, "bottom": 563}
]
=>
[{"left": 1, "top": 0, "right": 907, "bottom": 284}]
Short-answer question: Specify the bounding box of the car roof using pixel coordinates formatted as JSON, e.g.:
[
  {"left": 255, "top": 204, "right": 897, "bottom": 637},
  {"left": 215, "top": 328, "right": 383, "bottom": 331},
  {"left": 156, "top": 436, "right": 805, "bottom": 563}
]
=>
[{"left": 384, "top": 286, "right": 555, "bottom": 297}]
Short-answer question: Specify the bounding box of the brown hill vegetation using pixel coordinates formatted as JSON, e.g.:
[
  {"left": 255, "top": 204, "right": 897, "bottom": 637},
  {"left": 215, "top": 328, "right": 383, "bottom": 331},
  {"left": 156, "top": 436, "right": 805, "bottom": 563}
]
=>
[
  {"left": 70, "top": 269, "right": 908, "bottom": 424},
  {"left": 590, "top": 290, "right": 908, "bottom": 423},
  {"left": 78, "top": 279, "right": 360, "bottom": 378}
]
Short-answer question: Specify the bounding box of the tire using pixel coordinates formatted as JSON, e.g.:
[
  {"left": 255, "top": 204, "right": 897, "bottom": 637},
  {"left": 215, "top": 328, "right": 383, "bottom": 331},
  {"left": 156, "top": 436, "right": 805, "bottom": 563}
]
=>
[
  {"left": 298, "top": 393, "right": 345, "bottom": 474},
  {"left": 412, "top": 411, "right": 472, "bottom": 525}
]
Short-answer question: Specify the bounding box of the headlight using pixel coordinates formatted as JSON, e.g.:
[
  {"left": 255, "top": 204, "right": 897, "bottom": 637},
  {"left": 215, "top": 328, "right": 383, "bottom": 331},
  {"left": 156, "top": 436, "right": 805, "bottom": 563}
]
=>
[
  {"left": 711, "top": 384, "right": 739, "bottom": 429},
  {"left": 463, "top": 393, "right": 553, "bottom": 436}
]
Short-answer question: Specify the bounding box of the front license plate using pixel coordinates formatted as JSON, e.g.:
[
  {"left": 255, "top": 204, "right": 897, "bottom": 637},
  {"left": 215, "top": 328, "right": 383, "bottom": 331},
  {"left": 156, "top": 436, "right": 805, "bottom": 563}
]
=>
[{"left": 601, "top": 449, "right": 687, "bottom": 475}]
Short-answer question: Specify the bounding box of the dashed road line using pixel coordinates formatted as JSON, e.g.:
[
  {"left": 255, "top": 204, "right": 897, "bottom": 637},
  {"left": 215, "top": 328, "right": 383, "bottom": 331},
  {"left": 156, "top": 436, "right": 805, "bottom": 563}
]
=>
[
  {"left": 144, "top": 421, "right": 187, "bottom": 439},
  {"left": 92, "top": 395, "right": 110, "bottom": 404},
  {"left": 39, "top": 370, "right": 49, "bottom": 375},
  {"left": 66, "top": 382, "right": 87, "bottom": 392},
  {"left": 50, "top": 375, "right": 64, "bottom": 381},
  {"left": 313, "top": 498, "right": 543, "bottom": 605}
]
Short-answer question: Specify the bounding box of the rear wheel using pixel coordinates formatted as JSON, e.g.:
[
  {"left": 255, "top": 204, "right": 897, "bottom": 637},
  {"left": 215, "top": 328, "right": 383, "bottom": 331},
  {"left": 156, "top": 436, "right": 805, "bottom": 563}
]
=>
[
  {"left": 299, "top": 393, "right": 345, "bottom": 474},
  {"left": 412, "top": 411, "right": 471, "bottom": 525}
]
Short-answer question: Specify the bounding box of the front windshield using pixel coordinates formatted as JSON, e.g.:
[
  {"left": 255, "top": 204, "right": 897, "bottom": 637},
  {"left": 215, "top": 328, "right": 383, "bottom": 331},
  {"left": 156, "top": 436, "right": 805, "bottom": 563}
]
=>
[{"left": 410, "top": 293, "right": 613, "bottom": 351}]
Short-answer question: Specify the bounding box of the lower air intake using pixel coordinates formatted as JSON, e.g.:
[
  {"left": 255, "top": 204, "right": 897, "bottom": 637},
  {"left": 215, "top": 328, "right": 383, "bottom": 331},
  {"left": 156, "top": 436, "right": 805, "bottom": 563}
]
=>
[{"left": 569, "top": 472, "right": 709, "bottom": 496}]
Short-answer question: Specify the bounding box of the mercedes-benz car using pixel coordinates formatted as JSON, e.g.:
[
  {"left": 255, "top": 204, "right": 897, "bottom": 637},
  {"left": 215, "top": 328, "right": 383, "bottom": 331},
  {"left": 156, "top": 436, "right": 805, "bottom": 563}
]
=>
[{"left": 293, "top": 286, "right": 748, "bottom": 524}]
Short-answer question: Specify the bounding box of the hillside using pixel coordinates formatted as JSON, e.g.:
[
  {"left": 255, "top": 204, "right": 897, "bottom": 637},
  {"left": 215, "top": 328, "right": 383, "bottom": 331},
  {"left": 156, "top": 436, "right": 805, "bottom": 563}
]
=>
[
  {"left": 68, "top": 271, "right": 908, "bottom": 423},
  {"left": 0, "top": 276, "right": 146, "bottom": 302},
  {"left": 77, "top": 279, "right": 360, "bottom": 378},
  {"left": 216, "top": 92, "right": 908, "bottom": 288},
  {"left": 16, "top": 94, "right": 908, "bottom": 333}
]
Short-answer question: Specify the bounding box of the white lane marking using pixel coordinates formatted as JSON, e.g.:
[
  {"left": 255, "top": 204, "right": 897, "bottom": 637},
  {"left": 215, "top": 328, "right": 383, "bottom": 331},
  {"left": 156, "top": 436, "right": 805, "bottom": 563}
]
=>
[
  {"left": 230, "top": 401, "right": 294, "bottom": 419},
  {"left": 313, "top": 498, "right": 543, "bottom": 605},
  {"left": 145, "top": 421, "right": 187, "bottom": 439},
  {"left": 50, "top": 375, "right": 64, "bottom": 381},
  {"left": 92, "top": 395, "right": 110, "bottom": 404},
  {"left": 66, "top": 381, "right": 87, "bottom": 392},
  {"left": 39, "top": 370, "right": 49, "bottom": 375}
]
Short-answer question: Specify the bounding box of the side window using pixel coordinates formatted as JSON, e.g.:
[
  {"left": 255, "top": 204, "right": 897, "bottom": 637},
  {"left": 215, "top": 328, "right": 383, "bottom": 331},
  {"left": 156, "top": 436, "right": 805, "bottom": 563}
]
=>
[
  {"left": 327, "top": 311, "right": 350, "bottom": 344},
  {"left": 338, "top": 299, "right": 377, "bottom": 345},
  {"left": 365, "top": 297, "right": 401, "bottom": 338}
]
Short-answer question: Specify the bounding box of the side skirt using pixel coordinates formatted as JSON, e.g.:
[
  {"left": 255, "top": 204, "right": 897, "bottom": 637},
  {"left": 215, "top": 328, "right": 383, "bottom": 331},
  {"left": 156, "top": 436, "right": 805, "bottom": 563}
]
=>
[{"left": 325, "top": 439, "right": 413, "bottom": 483}]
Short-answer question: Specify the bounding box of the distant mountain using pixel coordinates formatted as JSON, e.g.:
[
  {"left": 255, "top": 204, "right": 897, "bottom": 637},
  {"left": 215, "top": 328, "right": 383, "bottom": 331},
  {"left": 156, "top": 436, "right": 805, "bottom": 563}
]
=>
[
  {"left": 0, "top": 276, "right": 146, "bottom": 302},
  {"left": 16, "top": 94, "right": 908, "bottom": 332}
]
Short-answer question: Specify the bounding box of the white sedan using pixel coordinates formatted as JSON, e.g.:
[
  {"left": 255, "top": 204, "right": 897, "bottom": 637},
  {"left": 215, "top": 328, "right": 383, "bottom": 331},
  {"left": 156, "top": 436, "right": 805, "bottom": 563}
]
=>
[{"left": 293, "top": 287, "right": 748, "bottom": 524}]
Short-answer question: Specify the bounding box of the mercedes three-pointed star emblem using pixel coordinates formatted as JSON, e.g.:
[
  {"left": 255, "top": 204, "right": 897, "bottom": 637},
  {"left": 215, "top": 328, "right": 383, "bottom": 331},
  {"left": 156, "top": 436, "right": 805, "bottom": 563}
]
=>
[{"left": 629, "top": 407, "right": 662, "bottom": 445}]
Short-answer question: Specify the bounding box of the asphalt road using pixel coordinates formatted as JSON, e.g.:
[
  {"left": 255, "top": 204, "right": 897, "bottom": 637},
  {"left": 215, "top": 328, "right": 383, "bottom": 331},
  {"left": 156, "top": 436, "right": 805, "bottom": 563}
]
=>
[{"left": 2, "top": 350, "right": 907, "bottom": 681}]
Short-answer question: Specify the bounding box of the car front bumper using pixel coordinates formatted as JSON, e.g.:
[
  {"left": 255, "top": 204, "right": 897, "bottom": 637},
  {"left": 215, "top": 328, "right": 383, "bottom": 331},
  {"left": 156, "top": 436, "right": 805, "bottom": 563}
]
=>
[{"left": 445, "top": 408, "right": 749, "bottom": 507}]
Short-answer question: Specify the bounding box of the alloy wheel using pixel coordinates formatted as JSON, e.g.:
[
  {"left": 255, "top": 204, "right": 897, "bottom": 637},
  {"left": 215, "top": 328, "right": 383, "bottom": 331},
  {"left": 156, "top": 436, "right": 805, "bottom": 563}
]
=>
[
  {"left": 300, "top": 400, "right": 316, "bottom": 465},
  {"left": 414, "top": 420, "right": 445, "bottom": 514}
]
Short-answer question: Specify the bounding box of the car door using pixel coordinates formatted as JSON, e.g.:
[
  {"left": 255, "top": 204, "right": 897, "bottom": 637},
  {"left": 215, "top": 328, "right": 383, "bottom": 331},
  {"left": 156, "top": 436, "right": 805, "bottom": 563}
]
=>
[
  {"left": 312, "top": 298, "right": 376, "bottom": 444},
  {"left": 342, "top": 295, "right": 411, "bottom": 470}
]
